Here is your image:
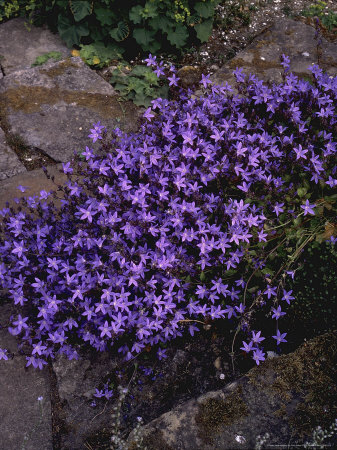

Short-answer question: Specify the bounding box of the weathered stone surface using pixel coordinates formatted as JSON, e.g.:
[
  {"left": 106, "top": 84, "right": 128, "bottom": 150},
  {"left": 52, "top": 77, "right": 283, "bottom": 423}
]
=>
[
  {"left": 0, "top": 301, "right": 52, "bottom": 450},
  {"left": 0, "top": 163, "right": 67, "bottom": 211},
  {"left": 52, "top": 352, "right": 120, "bottom": 449},
  {"left": 127, "top": 331, "right": 337, "bottom": 449},
  {"left": 0, "top": 126, "right": 26, "bottom": 180},
  {"left": 0, "top": 56, "right": 143, "bottom": 163},
  {"left": 0, "top": 18, "right": 70, "bottom": 75},
  {"left": 211, "top": 19, "right": 337, "bottom": 90}
]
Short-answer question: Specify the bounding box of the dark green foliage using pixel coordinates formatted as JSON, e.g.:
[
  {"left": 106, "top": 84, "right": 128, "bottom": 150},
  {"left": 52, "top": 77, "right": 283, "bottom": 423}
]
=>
[
  {"left": 78, "top": 42, "right": 124, "bottom": 68},
  {"left": 2, "top": 1, "right": 221, "bottom": 60},
  {"left": 301, "top": 1, "right": 337, "bottom": 32}
]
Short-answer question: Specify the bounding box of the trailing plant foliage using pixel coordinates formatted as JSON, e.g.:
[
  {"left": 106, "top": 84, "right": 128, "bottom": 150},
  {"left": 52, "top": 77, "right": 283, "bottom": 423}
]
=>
[
  {"left": 109, "top": 63, "right": 169, "bottom": 107},
  {"left": 301, "top": 1, "right": 337, "bottom": 32},
  {"left": 74, "top": 42, "right": 125, "bottom": 68},
  {"left": 0, "top": 56, "right": 336, "bottom": 372},
  {"left": 31, "top": 51, "right": 62, "bottom": 67},
  {"left": 1, "top": 0, "right": 221, "bottom": 57}
]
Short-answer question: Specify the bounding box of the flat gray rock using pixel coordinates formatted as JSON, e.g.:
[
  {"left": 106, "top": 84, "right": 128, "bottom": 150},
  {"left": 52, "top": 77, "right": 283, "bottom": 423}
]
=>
[
  {"left": 0, "top": 163, "right": 66, "bottom": 211},
  {"left": 211, "top": 18, "right": 337, "bottom": 90},
  {"left": 0, "top": 126, "right": 26, "bottom": 180},
  {"left": 0, "top": 57, "right": 142, "bottom": 163},
  {"left": 0, "top": 18, "right": 70, "bottom": 75},
  {"left": 0, "top": 301, "right": 52, "bottom": 450},
  {"left": 52, "top": 353, "right": 120, "bottom": 449},
  {"left": 127, "top": 331, "right": 337, "bottom": 449}
]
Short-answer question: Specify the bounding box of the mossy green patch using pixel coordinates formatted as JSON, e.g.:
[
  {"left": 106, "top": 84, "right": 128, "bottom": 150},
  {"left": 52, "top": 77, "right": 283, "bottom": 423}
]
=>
[
  {"left": 247, "top": 331, "right": 337, "bottom": 439},
  {"left": 195, "top": 386, "right": 249, "bottom": 444},
  {"left": 1, "top": 83, "right": 139, "bottom": 132},
  {"left": 31, "top": 51, "right": 63, "bottom": 68}
]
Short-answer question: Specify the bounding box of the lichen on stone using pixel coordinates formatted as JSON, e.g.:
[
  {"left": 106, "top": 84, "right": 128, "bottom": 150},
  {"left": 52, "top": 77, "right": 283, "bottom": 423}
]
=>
[
  {"left": 195, "top": 385, "right": 249, "bottom": 444},
  {"left": 246, "top": 331, "right": 337, "bottom": 439}
]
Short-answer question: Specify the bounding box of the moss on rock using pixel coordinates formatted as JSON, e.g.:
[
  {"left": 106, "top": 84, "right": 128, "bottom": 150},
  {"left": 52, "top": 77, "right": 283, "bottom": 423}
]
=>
[{"left": 247, "top": 331, "right": 337, "bottom": 439}]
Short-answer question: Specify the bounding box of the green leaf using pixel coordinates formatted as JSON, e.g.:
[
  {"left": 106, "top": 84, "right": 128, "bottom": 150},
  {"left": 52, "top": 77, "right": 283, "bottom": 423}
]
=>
[
  {"left": 69, "top": 0, "right": 93, "bottom": 22},
  {"left": 129, "top": 5, "right": 143, "bottom": 24},
  {"left": 94, "top": 7, "right": 116, "bottom": 26},
  {"left": 133, "top": 92, "right": 152, "bottom": 107},
  {"left": 131, "top": 65, "right": 153, "bottom": 77},
  {"left": 133, "top": 28, "right": 155, "bottom": 48},
  {"left": 147, "top": 40, "right": 161, "bottom": 54},
  {"left": 149, "top": 16, "right": 173, "bottom": 34},
  {"left": 57, "top": 15, "right": 89, "bottom": 47},
  {"left": 167, "top": 24, "right": 188, "bottom": 48},
  {"left": 79, "top": 42, "right": 124, "bottom": 68},
  {"left": 31, "top": 51, "right": 62, "bottom": 67},
  {"left": 144, "top": 71, "right": 159, "bottom": 85},
  {"left": 109, "top": 21, "right": 129, "bottom": 42},
  {"left": 194, "top": 2, "right": 214, "bottom": 18},
  {"left": 194, "top": 19, "right": 213, "bottom": 43},
  {"left": 186, "top": 14, "right": 202, "bottom": 27},
  {"left": 142, "top": 1, "right": 158, "bottom": 19}
]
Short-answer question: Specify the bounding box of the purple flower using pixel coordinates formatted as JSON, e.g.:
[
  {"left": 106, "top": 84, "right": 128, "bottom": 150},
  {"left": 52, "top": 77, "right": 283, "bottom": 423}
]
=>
[
  {"left": 168, "top": 73, "right": 180, "bottom": 87},
  {"left": 200, "top": 74, "right": 212, "bottom": 88},
  {"left": 300, "top": 200, "right": 315, "bottom": 216},
  {"left": 12, "top": 314, "right": 29, "bottom": 333},
  {"left": 273, "top": 202, "right": 284, "bottom": 217},
  {"left": 240, "top": 341, "right": 255, "bottom": 353},
  {"left": 264, "top": 285, "right": 277, "bottom": 299},
  {"left": 272, "top": 329, "right": 287, "bottom": 345},
  {"left": 252, "top": 349, "right": 265, "bottom": 365},
  {"left": 281, "top": 289, "right": 295, "bottom": 304},
  {"left": 143, "top": 107, "right": 155, "bottom": 121},
  {"left": 251, "top": 331, "right": 265, "bottom": 344},
  {"left": 88, "top": 129, "right": 102, "bottom": 143},
  {"left": 144, "top": 54, "right": 157, "bottom": 66},
  {"left": 0, "top": 348, "right": 9, "bottom": 360},
  {"left": 157, "top": 348, "right": 167, "bottom": 360},
  {"left": 62, "top": 162, "right": 73, "bottom": 174},
  {"left": 99, "top": 321, "right": 112, "bottom": 339},
  {"left": 17, "top": 185, "right": 29, "bottom": 193},
  {"left": 153, "top": 63, "right": 165, "bottom": 77},
  {"left": 271, "top": 305, "right": 286, "bottom": 320},
  {"left": 11, "top": 240, "right": 27, "bottom": 258}
]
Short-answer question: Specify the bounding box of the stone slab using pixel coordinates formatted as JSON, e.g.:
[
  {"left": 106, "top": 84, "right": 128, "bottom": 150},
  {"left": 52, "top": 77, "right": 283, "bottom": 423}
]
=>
[
  {"left": 0, "top": 57, "right": 142, "bottom": 163},
  {"left": 0, "top": 126, "right": 26, "bottom": 180},
  {"left": 127, "top": 331, "right": 337, "bottom": 449},
  {"left": 211, "top": 18, "right": 337, "bottom": 90},
  {"left": 0, "top": 163, "right": 66, "bottom": 211},
  {"left": 52, "top": 353, "right": 120, "bottom": 449},
  {"left": 0, "top": 18, "right": 70, "bottom": 75},
  {"left": 0, "top": 301, "right": 52, "bottom": 450}
]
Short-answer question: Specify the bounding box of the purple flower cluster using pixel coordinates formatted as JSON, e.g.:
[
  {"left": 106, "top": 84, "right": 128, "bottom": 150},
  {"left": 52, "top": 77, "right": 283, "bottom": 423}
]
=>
[{"left": 0, "top": 55, "right": 336, "bottom": 369}]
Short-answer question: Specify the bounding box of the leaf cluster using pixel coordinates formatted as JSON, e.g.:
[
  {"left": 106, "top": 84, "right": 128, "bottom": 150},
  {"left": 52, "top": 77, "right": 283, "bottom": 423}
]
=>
[
  {"left": 301, "top": 1, "right": 337, "bottom": 32},
  {"left": 31, "top": 51, "right": 62, "bottom": 67},
  {"left": 109, "top": 63, "right": 169, "bottom": 107},
  {"left": 77, "top": 42, "right": 124, "bottom": 68},
  {"left": 1, "top": 0, "right": 220, "bottom": 58}
]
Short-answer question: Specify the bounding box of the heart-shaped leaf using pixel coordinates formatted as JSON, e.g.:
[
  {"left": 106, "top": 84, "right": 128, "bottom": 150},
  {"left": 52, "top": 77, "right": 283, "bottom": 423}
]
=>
[
  {"left": 109, "top": 21, "right": 130, "bottom": 42},
  {"left": 194, "top": 19, "right": 213, "bottom": 43},
  {"left": 69, "top": 0, "right": 93, "bottom": 22},
  {"left": 58, "top": 15, "right": 89, "bottom": 47}
]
